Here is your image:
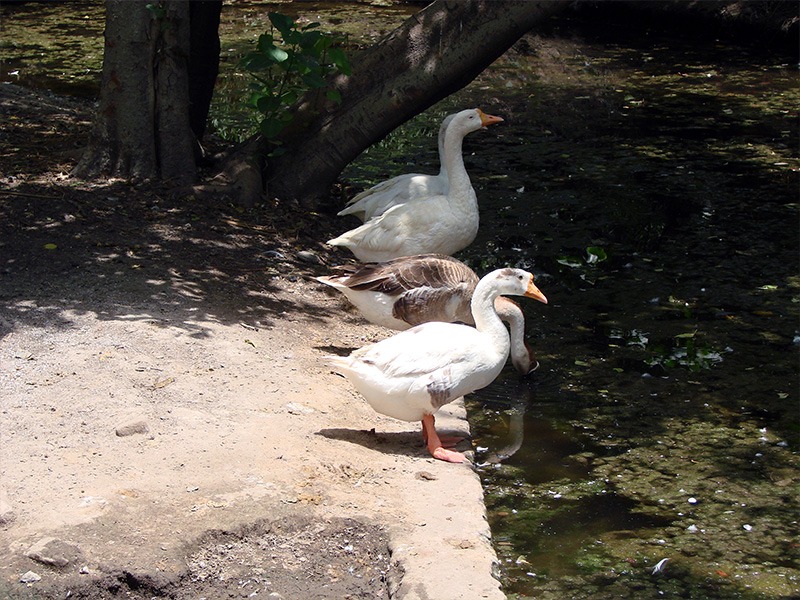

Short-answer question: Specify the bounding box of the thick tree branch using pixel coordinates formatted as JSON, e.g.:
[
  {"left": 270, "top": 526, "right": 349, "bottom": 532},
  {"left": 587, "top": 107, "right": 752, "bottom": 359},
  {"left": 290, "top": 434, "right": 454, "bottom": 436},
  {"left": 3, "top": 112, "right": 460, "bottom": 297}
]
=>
[{"left": 265, "top": 0, "right": 568, "bottom": 207}]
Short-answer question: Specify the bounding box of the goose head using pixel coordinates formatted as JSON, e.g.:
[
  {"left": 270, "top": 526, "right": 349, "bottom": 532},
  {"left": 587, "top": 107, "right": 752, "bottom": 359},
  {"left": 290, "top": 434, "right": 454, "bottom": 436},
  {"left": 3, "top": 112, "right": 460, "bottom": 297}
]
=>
[
  {"left": 483, "top": 268, "right": 548, "bottom": 303},
  {"left": 447, "top": 108, "right": 504, "bottom": 139}
]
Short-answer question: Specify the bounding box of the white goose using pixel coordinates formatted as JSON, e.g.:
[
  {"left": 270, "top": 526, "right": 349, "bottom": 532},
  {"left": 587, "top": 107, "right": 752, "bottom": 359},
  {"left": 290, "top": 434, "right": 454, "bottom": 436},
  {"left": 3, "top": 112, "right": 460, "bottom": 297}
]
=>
[
  {"left": 337, "top": 113, "right": 455, "bottom": 222},
  {"left": 326, "top": 268, "right": 548, "bottom": 463},
  {"left": 317, "top": 254, "right": 540, "bottom": 375},
  {"left": 326, "top": 108, "right": 503, "bottom": 263}
]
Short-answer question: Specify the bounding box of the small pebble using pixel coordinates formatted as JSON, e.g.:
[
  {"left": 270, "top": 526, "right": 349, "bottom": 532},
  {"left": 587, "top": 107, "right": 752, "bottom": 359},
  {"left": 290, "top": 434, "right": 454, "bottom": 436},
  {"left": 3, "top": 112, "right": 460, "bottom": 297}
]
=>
[
  {"left": 285, "top": 402, "right": 313, "bottom": 415},
  {"left": 19, "top": 571, "right": 41, "bottom": 583},
  {"left": 115, "top": 419, "right": 149, "bottom": 437},
  {"left": 296, "top": 250, "right": 322, "bottom": 264}
]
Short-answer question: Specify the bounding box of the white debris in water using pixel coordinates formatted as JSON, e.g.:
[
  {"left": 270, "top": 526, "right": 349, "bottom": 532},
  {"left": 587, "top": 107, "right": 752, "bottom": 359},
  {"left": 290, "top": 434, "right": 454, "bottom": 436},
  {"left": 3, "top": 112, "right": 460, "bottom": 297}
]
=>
[
  {"left": 688, "top": 497, "right": 698, "bottom": 504},
  {"left": 651, "top": 558, "right": 670, "bottom": 574},
  {"left": 743, "top": 524, "right": 753, "bottom": 531},
  {"left": 687, "top": 524, "right": 699, "bottom": 533}
]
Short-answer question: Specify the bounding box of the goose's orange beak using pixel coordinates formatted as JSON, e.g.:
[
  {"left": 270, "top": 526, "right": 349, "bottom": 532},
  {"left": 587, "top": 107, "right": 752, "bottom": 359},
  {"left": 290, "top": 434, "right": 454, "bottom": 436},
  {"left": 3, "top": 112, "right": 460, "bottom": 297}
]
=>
[
  {"left": 525, "top": 277, "right": 548, "bottom": 304},
  {"left": 477, "top": 109, "right": 504, "bottom": 128}
]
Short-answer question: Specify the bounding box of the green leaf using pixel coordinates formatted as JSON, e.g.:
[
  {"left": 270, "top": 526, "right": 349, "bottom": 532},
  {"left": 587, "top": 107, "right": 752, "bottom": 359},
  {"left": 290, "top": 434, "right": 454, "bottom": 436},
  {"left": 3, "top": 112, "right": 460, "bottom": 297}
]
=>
[
  {"left": 326, "top": 89, "right": 342, "bottom": 104},
  {"left": 280, "top": 90, "right": 299, "bottom": 106},
  {"left": 586, "top": 246, "right": 607, "bottom": 264},
  {"left": 268, "top": 12, "right": 295, "bottom": 36},
  {"left": 260, "top": 118, "right": 286, "bottom": 138},
  {"left": 302, "top": 72, "right": 326, "bottom": 88},
  {"left": 263, "top": 44, "right": 289, "bottom": 63},
  {"left": 43, "top": 243, "right": 57, "bottom": 250},
  {"left": 244, "top": 13, "right": 350, "bottom": 138},
  {"left": 300, "top": 30, "right": 322, "bottom": 49},
  {"left": 240, "top": 53, "right": 266, "bottom": 71},
  {"left": 256, "top": 94, "right": 281, "bottom": 114},
  {"left": 256, "top": 33, "right": 275, "bottom": 53},
  {"left": 328, "top": 48, "right": 351, "bottom": 75}
]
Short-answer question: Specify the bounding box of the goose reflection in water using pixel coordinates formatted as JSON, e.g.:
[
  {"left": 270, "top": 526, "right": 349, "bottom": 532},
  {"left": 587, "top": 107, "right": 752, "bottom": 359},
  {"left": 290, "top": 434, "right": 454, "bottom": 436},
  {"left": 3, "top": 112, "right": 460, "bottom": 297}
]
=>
[{"left": 474, "top": 374, "right": 539, "bottom": 465}]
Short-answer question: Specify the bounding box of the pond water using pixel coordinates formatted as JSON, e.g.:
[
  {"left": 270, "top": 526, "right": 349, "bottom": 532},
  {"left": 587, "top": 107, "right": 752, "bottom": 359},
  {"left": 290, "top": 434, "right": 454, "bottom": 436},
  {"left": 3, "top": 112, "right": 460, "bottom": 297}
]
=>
[{"left": 2, "top": 2, "right": 798, "bottom": 599}]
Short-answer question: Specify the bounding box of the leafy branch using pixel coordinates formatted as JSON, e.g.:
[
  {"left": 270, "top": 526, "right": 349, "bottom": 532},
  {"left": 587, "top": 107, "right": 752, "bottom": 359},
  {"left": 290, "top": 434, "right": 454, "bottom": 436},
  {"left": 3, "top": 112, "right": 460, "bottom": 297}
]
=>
[{"left": 240, "top": 12, "right": 350, "bottom": 153}]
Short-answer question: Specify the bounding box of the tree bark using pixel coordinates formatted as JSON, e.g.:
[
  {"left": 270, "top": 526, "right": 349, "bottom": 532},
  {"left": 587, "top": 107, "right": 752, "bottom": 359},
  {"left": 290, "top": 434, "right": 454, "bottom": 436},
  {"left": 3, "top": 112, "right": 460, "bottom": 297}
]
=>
[
  {"left": 73, "top": 0, "right": 221, "bottom": 186},
  {"left": 188, "top": 1, "right": 222, "bottom": 141},
  {"left": 265, "top": 0, "right": 568, "bottom": 207},
  {"left": 154, "top": 2, "right": 196, "bottom": 184},
  {"left": 73, "top": 0, "right": 158, "bottom": 181}
]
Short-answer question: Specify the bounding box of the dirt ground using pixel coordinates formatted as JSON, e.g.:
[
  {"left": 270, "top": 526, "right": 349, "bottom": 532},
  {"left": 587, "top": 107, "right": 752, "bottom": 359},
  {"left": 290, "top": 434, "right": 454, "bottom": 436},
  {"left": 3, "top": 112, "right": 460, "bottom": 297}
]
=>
[{"left": 0, "top": 84, "right": 505, "bottom": 599}]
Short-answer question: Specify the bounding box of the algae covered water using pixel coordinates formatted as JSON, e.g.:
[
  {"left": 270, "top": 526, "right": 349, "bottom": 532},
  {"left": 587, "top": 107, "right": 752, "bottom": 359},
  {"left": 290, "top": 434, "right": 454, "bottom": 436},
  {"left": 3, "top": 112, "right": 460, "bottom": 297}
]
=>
[
  {"left": 346, "top": 8, "right": 799, "bottom": 598},
  {"left": 452, "top": 12, "right": 799, "bottom": 600}
]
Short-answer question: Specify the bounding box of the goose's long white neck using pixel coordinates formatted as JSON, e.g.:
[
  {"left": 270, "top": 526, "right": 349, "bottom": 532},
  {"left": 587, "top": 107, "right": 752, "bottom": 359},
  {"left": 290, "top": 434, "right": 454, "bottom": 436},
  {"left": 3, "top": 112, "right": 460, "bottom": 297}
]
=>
[
  {"left": 436, "top": 123, "right": 449, "bottom": 179},
  {"left": 471, "top": 277, "right": 512, "bottom": 360},
  {"left": 442, "top": 125, "right": 473, "bottom": 202}
]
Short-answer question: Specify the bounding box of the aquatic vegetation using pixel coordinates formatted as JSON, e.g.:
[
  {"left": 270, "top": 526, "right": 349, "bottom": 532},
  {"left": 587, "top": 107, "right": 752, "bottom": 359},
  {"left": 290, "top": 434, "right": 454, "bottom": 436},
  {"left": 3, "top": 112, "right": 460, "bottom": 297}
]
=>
[{"left": 645, "top": 332, "right": 728, "bottom": 372}]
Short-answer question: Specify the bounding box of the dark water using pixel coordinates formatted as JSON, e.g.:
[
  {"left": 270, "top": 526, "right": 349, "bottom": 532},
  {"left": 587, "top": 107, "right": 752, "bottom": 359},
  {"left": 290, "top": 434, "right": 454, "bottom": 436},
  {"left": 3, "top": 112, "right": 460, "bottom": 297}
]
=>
[
  {"left": 2, "top": 2, "right": 798, "bottom": 598},
  {"left": 455, "top": 15, "right": 799, "bottom": 600}
]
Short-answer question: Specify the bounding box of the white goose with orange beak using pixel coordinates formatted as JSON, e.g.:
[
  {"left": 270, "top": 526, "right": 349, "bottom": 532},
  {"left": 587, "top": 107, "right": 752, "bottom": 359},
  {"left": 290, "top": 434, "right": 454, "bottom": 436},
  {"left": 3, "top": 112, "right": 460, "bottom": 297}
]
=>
[
  {"left": 326, "top": 268, "right": 548, "bottom": 464},
  {"left": 327, "top": 108, "right": 504, "bottom": 263}
]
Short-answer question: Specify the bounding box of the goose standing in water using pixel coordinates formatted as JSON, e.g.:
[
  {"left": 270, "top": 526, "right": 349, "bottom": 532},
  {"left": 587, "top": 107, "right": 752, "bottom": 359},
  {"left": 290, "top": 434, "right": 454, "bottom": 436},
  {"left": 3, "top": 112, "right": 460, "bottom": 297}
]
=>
[{"left": 325, "top": 268, "right": 548, "bottom": 463}]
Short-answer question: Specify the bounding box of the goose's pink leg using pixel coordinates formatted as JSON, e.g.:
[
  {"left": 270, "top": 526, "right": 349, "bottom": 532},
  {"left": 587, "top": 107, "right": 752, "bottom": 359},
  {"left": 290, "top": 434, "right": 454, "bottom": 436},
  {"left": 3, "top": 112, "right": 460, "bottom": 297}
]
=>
[{"left": 421, "top": 414, "right": 465, "bottom": 463}]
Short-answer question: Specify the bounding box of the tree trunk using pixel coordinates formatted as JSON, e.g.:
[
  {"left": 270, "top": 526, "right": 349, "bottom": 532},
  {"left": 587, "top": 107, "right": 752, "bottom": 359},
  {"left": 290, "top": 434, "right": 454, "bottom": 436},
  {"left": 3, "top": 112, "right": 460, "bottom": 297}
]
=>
[
  {"left": 188, "top": 1, "right": 222, "bottom": 142},
  {"left": 73, "top": 0, "right": 220, "bottom": 186},
  {"left": 265, "top": 0, "right": 568, "bottom": 207},
  {"left": 154, "top": 1, "right": 196, "bottom": 184},
  {"left": 73, "top": 1, "right": 158, "bottom": 181}
]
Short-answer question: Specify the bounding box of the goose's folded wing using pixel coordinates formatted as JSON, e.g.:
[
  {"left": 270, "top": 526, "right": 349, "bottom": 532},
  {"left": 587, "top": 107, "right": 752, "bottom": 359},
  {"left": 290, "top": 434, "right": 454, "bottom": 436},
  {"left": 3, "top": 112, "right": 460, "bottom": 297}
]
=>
[
  {"left": 328, "top": 203, "right": 418, "bottom": 255},
  {"left": 354, "top": 323, "right": 480, "bottom": 378},
  {"left": 392, "top": 285, "right": 468, "bottom": 327},
  {"left": 342, "top": 254, "right": 476, "bottom": 295}
]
